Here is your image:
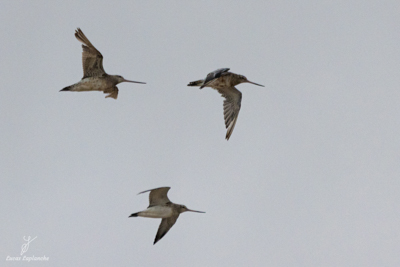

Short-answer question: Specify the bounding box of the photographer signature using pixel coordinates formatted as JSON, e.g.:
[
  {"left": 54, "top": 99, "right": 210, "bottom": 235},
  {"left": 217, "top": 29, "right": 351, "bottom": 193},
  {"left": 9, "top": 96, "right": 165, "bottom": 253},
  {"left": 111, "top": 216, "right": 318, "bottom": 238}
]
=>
[{"left": 20, "top": 236, "right": 37, "bottom": 255}]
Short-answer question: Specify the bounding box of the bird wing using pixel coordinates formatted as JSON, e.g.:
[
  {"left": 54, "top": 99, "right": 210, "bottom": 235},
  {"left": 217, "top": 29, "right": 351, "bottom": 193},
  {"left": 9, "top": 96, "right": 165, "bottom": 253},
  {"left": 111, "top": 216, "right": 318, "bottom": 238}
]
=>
[
  {"left": 139, "top": 187, "right": 171, "bottom": 207},
  {"left": 217, "top": 87, "right": 242, "bottom": 140},
  {"left": 154, "top": 215, "right": 179, "bottom": 244},
  {"left": 200, "top": 68, "right": 230, "bottom": 89},
  {"left": 75, "top": 28, "right": 106, "bottom": 78},
  {"left": 104, "top": 86, "right": 118, "bottom": 99}
]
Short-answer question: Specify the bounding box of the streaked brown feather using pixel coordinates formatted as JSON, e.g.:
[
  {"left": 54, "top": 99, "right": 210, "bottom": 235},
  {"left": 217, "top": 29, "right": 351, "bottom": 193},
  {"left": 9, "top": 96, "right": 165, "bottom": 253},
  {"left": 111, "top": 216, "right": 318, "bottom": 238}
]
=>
[
  {"left": 138, "top": 187, "right": 171, "bottom": 207},
  {"left": 217, "top": 87, "right": 242, "bottom": 140},
  {"left": 104, "top": 86, "right": 119, "bottom": 99},
  {"left": 75, "top": 28, "right": 106, "bottom": 78}
]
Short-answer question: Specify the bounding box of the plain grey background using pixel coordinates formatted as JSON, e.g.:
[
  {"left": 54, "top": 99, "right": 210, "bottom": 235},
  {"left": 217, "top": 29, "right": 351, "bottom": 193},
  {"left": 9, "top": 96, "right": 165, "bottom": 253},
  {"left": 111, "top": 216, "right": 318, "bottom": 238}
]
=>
[{"left": 1, "top": 1, "right": 400, "bottom": 266}]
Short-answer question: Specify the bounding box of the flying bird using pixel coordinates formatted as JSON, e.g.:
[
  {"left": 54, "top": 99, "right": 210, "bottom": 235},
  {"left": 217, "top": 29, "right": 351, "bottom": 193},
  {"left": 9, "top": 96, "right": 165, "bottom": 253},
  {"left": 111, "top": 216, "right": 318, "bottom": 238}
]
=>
[
  {"left": 60, "top": 28, "right": 145, "bottom": 99},
  {"left": 188, "top": 68, "right": 264, "bottom": 140},
  {"left": 129, "top": 187, "right": 205, "bottom": 245}
]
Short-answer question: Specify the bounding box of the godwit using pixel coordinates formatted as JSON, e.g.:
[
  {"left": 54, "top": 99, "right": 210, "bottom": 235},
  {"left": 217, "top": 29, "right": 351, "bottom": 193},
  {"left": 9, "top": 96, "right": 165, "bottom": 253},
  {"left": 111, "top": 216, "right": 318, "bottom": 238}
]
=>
[
  {"left": 188, "top": 68, "right": 264, "bottom": 140},
  {"left": 129, "top": 187, "right": 205, "bottom": 245},
  {"left": 60, "top": 28, "right": 145, "bottom": 99}
]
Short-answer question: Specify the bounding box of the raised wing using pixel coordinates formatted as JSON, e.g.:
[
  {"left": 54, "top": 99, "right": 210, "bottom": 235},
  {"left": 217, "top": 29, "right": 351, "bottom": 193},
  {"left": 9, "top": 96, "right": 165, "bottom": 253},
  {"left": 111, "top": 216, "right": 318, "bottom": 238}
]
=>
[
  {"left": 75, "top": 28, "right": 106, "bottom": 78},
  {"left": 139, "top": 187, "right": 171, "bottom": 207},
  {"left": 200, "top": 68, "right": 230, "bottom": 89},
  {"left": 217, "top": 87, "right": 242, "bottom": 140},
  {"left": 154, "top": 215, "right": 179, "bottom": 244}
]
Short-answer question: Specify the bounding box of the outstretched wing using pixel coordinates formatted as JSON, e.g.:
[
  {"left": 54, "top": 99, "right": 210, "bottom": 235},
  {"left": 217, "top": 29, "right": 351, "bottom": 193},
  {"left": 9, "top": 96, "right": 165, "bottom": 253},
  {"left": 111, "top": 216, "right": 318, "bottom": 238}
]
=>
[
  {"left": 154, "top": 215, "right": 179, "bottom": 244},
  {"left": 200, "top": 68, "right": 230, "bottom": 89},
  {"left": 217, "top": 87, "right": 242, "bottom": 140},
  {"left": 139, "top": 187, "right": 171, "bottom": 207},
  {"left": 75, "top": 28, "right": 106, "bottom": 78}
]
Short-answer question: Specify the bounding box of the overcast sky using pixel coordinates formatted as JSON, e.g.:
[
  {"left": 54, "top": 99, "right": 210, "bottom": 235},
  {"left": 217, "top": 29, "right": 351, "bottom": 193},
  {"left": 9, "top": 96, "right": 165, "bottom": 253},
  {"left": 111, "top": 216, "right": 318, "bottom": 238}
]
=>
[{"left": 1, "top": 1, "right": 400, "bottom": 266}]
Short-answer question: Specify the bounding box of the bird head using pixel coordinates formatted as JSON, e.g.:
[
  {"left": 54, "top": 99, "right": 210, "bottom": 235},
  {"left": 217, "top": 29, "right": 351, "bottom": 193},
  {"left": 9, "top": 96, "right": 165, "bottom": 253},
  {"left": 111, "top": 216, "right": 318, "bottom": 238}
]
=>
[
  {"left": 237, "top": 75, "right": 264, "bottom": 87},
  {"left": 179, "top": 205, "right": 205, "bottom": 214},
  {"left": 114, "top": 75, "right": 146, "bottom": 85}
]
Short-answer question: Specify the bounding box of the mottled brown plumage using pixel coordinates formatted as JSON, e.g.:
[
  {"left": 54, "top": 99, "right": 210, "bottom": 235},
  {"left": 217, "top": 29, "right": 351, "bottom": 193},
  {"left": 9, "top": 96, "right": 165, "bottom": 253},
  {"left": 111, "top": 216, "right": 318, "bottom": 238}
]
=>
[
  {"left": 60, "top": 28, "right": 145, "bottom": 99},
  {"left": 129, "top": 187, "right": 205, "bottom": 244},
  {"left": 188, "top": 68, "right": 264, "bottom": 140},
  {"left": 75, "top": 28, "right": 106, "bottom": 79}
]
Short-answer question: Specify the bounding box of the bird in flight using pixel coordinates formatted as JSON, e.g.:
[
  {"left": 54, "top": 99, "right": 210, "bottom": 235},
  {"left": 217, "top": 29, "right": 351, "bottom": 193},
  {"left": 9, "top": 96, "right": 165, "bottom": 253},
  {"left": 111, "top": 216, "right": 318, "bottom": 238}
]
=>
[
  {"left": 60, "top": 28, "right": 145, "bottom": 99},
  {"left": 129, "top": 187, "right": 205, "bottom": 245},
  {"left": 188, "top": 68, "right": 264, "bottom": 140}
]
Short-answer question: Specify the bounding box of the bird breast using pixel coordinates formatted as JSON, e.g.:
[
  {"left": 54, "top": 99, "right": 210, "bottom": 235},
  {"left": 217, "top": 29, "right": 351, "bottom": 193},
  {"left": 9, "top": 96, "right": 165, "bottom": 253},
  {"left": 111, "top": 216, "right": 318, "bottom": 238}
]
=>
[
  {"left": 139, "top": 206, "right": 174, "bottom": 218},
  {"left": 209, "top": 76, "right": 238, "bottom": 89},
  {"left": 78, "top": 77, "right": 111, "bottom": 91}
]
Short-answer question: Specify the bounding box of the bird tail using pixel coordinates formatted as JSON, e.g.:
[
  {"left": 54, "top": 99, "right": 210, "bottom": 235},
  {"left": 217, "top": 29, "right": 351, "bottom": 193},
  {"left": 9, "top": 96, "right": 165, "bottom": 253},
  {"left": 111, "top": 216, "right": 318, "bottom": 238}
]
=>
[
  {"left": 129, "top": 212, "right": 139, "bottom": 217},
  {"left": 187, "top": 80, "right": 204, "bottom": 87},
  {"left": 60, "top": 85, "right": 72, "bottom": 92}
]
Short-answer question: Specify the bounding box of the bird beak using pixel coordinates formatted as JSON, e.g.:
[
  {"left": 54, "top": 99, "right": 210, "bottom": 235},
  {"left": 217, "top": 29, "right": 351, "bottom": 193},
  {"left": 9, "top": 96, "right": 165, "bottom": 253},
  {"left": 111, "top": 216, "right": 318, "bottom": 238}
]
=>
[
  {"left": 123, "top": 79, "right": 146, "bottom": 84},
  {"left": 246, "top": 80, "right": 264, "bottom": 87},
  {"left": 186, "top": 209, "right": 205, "bottom": 213}
]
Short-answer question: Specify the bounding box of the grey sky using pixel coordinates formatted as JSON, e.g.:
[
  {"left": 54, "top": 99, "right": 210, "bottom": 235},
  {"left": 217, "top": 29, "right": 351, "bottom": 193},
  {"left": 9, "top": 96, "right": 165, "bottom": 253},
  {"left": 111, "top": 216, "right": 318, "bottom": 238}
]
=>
[{"left": 1, "top": 1, "right": 400, "bottom": 266}]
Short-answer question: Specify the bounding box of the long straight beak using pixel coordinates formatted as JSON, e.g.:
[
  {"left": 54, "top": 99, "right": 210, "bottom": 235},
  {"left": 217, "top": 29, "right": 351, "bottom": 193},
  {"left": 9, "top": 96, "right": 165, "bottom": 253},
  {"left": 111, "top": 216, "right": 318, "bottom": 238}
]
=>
[
  {"left": 187, "top": 209, "right": 205, "bottom": 213},
  {"left": 123, "top": 79, "right": 146, "bottom": 84},
  {"left": 247, "top": 80, "right": 264, "bottom": 87}
]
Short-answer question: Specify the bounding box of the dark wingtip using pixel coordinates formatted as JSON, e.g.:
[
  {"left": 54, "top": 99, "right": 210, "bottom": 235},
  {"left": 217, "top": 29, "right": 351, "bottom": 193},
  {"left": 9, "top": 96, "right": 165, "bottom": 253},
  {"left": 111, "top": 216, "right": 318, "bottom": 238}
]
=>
[
  {"left": 60, "top": 86, "right": 71, "bottom": 92},
  {"left": 129, "top": 213, "right": 138, "bottom": 218},
  {"left": 153, "top": 236, "right": 162, "bottom": 245}
]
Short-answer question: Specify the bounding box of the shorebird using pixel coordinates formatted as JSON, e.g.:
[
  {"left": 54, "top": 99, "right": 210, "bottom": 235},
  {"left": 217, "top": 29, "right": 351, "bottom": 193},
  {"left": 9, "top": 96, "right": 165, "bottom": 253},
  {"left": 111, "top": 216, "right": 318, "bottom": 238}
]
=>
[
  {"left": 60, "top": 28, "right": 145, "bottom": 99},
  {"left": 188, "top": 68, "right": 264, "bottom": 140},
  {"left": 129, "top": 187, "right": 205, "bottom": 245}
]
